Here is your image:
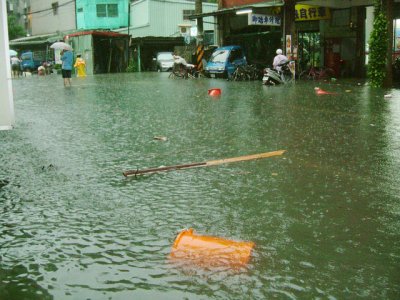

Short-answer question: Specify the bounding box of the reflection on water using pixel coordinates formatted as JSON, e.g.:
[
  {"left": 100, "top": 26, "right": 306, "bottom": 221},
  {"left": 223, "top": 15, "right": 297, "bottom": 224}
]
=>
[{"left": 1, "top": 73, "right": 400, "bottom": 299}]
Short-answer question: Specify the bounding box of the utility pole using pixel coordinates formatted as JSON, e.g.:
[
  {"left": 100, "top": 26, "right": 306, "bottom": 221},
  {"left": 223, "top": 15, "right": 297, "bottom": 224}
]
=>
[
  {"left": 283, "top": 0, "right": 296, "bottom": 58},
  {"left": 217, "top": 0, "right": 224, "bottom": 46},
  {"left": 127, "top": 0, "right": 130, "bottom": 37},
  {"left": 195, "top": 0, "right": 203, "bottom": 46},
  {"left": 195, "top": 0, "right": 204, "bottom": 70}
]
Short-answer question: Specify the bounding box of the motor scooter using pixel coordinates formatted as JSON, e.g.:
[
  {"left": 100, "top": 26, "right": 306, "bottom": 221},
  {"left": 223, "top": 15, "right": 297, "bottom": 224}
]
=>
[{"left": 262, "top": 60, "right": 294, "bottom": 85}]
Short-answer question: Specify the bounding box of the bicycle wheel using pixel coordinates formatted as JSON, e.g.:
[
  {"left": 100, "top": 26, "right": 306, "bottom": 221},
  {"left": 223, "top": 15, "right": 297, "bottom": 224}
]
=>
[
  {"left": 323, "top": 68, "right": 335, "bottom": 79},
  {"left": 176, "top": 70, "right": 186, "bottom": 78},
  {"left": 187, "top": 72, "right": 196, "bottom": 79},
  {"left": 298, "top": 70, "right": 309, "bottom": 80}
]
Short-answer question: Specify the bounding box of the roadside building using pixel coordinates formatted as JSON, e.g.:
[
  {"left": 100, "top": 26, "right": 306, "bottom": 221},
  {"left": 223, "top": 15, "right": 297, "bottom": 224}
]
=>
[
  {"left": 295, "top": 0, "right": 372, "bottom": 78},
  {"left": 192, "top": 0, "right": 400, "bottom": 79},
  {"left": 7, "top": 0, "right": 400, "bottom": 80},
  {"left": 6, "top": 0, "right": 32, "bottom": 36},
  {"left": 76, "top": 0, "right": 129, "bottom": 30},
  {"left": 30, "top": 0, "right": 76, "bottom": 36},
  {"left": 190, "top": 0, "right": 284, "bottom": 68},
  {"left": 66, "top": 30, "right": 130, "bottom": 75},
  {"left": 9, "top": 0, "right": 130, "bottom": 75},
  {"left": 9, "top": 0, "right": 76, "bottom": 68},
  {"left": 9, "top": 32, "right": 65, "bottom": 69},
  {"left": 115, "top": 0, "right": 218, "bottom": 71}
]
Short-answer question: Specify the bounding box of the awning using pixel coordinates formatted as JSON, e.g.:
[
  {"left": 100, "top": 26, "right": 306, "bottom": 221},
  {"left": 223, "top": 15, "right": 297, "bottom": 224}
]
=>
[
  {"left": 130, "top": 36, "right": 184, "bottom": 46},
  {"left": 66, "top": 30, "right": 130, "bottom": 39},
  {"left": 189, "top": 0, "right": 284, "bottom": 19},
  {"left": 296, "top": 0, "right": 374, "bottom": 8},
  {"left": 9, "top": 33, "right": 64, "bottom": 46}
]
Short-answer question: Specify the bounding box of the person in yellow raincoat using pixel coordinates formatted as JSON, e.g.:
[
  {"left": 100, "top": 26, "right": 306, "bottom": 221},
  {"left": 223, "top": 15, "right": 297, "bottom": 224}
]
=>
[{"left": 74, "top": 54, "right": 86, "bottom": 77}]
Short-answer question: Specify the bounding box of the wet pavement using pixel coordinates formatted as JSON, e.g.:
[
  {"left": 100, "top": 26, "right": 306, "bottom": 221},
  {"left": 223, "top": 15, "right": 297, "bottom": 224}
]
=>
[{"left": 1, "top": 72, "right": 400, "bottom": 299}]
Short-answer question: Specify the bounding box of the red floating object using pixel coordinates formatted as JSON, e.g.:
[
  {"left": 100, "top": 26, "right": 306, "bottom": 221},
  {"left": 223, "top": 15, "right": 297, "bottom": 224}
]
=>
[
  {"left": 208, "top": 88, "right": 221, "bottom": 96},
  {"left": 315, "top": 88, "right": 336, "bottom": 95}
]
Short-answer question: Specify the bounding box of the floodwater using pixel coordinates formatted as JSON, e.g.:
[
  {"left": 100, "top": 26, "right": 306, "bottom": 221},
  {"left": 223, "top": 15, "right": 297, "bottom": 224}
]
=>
[{"left": 1, "top": 73, "right": 399, "bottom": 299}]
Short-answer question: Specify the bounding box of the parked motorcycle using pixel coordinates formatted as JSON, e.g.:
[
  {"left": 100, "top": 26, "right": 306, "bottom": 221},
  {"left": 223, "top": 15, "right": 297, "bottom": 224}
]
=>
[{"left": 262, "top": 60, "right": 294, "bottom": 85}]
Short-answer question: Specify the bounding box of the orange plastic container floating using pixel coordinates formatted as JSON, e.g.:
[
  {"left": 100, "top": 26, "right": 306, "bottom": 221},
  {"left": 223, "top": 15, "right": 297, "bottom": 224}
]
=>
[
  {"left": 170, "top": 228, "right": 254, "bottom": 268},
  {"left": 315, "top": 88, "right": 337, "bottom": 95},
  {"left": 208, "top": 88, "right": 221, "bottom": 96}
]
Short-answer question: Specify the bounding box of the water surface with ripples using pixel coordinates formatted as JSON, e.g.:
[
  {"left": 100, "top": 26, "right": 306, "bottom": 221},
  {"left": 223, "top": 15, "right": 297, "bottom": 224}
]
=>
[{"left": 1, "top": 73, "right": 399, "bottom": 299}]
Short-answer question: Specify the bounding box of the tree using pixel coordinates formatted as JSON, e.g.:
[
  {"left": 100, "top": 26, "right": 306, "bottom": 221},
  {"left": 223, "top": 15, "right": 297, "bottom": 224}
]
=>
[
  {"left": 383, "top": 0, "right": 393, "bottom": 87},
  {"left": 368, "top": 0, "right": 389, "bottom": 87},
  {"left": 8, "top": 14, "right": 25, "bottom": 40}
]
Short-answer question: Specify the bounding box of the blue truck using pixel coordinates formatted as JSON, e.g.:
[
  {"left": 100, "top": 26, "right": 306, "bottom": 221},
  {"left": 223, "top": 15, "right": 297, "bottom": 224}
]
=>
[
  {"left": 20, "top": 51, "right": 44, "bottom": 72},
  {"left": 204, "top": 45, "right": 247, "bottom": 79}
]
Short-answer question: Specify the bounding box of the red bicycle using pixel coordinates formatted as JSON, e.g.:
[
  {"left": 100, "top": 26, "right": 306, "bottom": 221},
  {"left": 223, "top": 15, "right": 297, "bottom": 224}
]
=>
[{"left": 299, "top": 66, "right": 335, "bottom": 80}]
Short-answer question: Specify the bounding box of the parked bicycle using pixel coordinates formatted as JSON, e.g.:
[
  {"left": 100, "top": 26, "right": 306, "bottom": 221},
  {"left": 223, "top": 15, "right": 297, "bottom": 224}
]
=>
[
  {"left": 168, "top": 62, "right": 199, "bottom": 79},
  {"left": 231, "top": 64, "right": 262, "bottom": 81},
  {"left": 298, "top": 66, "right": 335, "bottom": 80}
]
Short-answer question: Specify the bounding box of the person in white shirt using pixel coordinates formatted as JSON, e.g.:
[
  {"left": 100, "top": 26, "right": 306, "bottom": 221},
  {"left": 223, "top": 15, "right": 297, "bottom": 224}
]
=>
[
  {"left": 10, "top": 56, "right": 21, "bottom": 78},
  {"left": 172, "top": 53, "right": 195, "bottom": 78},
  {"left": 173, "top": 54, "right": 194, "bottom": 68},
  {"left": 272, "top": 49, "right": 288, "bottom": 72}
]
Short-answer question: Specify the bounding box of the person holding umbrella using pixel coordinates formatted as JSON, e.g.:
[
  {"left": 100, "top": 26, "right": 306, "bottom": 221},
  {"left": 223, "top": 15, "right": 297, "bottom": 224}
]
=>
[
  {"left": 50, "top": 42, "right": 74, "bottom": 86},
  {"left": 61, "top": 48, "right": 73, "bottom": 87},
  {"left": 10, "top": 55, "right": 21, "bottom": 78}
]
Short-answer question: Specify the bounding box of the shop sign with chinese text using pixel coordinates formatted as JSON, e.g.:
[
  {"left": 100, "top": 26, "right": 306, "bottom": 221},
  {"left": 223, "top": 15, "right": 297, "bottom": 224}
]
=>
[
  {"left": 295, "top": 4, "right": 331, "bottom": 21},
  {"left": 248, "top": 13, "right": 281, "bottom": 26}
]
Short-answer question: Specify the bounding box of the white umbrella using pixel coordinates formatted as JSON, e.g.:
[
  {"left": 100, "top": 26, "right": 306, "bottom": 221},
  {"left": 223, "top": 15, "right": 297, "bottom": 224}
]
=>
[
  {"left": 50, "top": 42, "right": 73, "bottom": 51},
  {"left": 9, "top": 49, "right": 18, "bottom": 56}
]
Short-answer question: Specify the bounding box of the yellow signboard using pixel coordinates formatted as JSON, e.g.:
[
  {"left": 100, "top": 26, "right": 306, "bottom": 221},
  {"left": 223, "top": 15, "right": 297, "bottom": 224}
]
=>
[{"left": 295, "top": 4, "right": 331, "bottom": 22}]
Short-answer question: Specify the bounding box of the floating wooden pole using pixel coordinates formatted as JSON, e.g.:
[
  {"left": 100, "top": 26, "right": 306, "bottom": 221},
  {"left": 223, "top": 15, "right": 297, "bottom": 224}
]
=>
[{"left": 123, "top": 150, "right": 286, "bottom": 177}]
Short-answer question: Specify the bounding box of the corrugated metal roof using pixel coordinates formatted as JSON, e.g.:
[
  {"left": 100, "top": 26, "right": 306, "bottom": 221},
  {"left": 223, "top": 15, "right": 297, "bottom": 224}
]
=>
[{"left": 9, "top": 33, "right": 64, "bottom": 46}]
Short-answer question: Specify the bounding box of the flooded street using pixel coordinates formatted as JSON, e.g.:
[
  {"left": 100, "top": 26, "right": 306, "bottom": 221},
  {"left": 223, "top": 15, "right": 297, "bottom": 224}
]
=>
[{"left": 1, "top": 73, "right": 400, "bottom": 299}]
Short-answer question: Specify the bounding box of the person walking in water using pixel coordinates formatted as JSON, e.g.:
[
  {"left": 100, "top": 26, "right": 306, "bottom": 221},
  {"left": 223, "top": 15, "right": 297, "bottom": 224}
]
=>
[
  {"left": 74, "top": 54, "right": 86, "bottom": 77},
  {"left": 61, "top": 49, "right": 73, "bottom": 87}
]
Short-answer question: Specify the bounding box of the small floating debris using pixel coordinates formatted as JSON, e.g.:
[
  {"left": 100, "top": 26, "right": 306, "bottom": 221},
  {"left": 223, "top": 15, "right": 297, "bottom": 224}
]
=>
[
  {"left": 169, "top": 228, "right": 254, "bottom": 268},
  {"left": 41, "top": 164, "right": 55, "bottom": 171},
  {"left": 0, "top": 179, "right": 10, "bottom": 189},
  {"left": 384, "top": 94, "right": 392, "bottom": 98},
  {"left": 153, "top": 136, "right": 168, "bottom": 141},
  {"left": 300, "top": 261, "right": 315, "bottom": 269},
  {"left": 345, "top": 90, "right": 352, "bottom": 93}
]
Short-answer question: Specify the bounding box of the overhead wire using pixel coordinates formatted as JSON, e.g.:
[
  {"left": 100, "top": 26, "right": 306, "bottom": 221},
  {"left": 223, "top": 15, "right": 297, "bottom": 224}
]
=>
[{"left": 25, "top": 0, "right": 75, "bottom": 16}]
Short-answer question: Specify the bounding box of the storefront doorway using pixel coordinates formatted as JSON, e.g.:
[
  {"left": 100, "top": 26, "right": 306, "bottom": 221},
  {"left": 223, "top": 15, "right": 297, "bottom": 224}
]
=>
[{"left": 298, "top": 31, "right": 321, "bottom": 73}]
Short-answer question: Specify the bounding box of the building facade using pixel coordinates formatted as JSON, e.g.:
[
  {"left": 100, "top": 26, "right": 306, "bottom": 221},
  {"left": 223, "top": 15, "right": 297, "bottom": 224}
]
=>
[
  {"left": 66, "top": 30, "right": 130, "bottom": 75},
  {"left": 76, "top": 0, "right": 129, "bottom": 30},
  {"left": 30, "top": 0, "right": 76, "bottom": 35},
  {"left": 126, "top": 0, "right": 217, "bottom": 40},
  {"left": 6, "top": 0, "right": 32, "bottom": 36},
  {"left": 194, "top": 0, "right": 380, "bottom": 77}
]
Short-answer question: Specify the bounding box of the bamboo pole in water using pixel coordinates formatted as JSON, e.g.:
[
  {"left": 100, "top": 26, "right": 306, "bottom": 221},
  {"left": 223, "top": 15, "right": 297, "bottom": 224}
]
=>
[{"left": 123, "top": 150, "right": 286, "bottom": 177}]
